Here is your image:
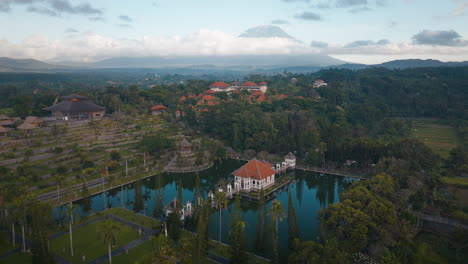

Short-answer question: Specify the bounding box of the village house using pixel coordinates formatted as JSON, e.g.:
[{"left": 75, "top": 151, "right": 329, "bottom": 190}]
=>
[
  {"left": 209, "top": 81, "right": 268, "bottom": 93},
  {"left": 44, "top": 94, "right": 106, "bottom": 120},
  {"left": 313, "top": 79, "right": 327, "bottom": 88},
  {"left": 150, "top": 105, "right": 168, "bottom": 115},
  {"left": 0, "top": 115, "right": 15, "bottom": 128},
  {"left": 178, "top": 138, "right": 193, "bottom": 157},
  {"left": 232, "top": 159, "right": 276, "bottom": 190}
]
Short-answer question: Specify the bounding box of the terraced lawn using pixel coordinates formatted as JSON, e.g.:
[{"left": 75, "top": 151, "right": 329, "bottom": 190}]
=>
[{"left": 410, "top": 119, "right": 459, "bottom": 157}]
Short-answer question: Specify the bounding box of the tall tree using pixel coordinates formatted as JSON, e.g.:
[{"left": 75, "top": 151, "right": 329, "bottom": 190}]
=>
[
  {"left": 98, "top": 217, "right": 120, "bottom": 264},
  {"left": 213, "top": 190, "right": 228, "bottom": 242}
]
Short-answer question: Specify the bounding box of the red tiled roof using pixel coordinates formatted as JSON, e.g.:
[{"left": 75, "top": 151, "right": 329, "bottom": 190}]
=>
[
  {"left": 232, "top": 160, "right": 276, "bottom": 180},
  {"left": 252, "top": 90, "right": 264, "bottom": 96},
  {"left": 204, "top": 89, "right": 216, "bottom": 94},
  {"left": 179, "top": 96, "right": 187, "bottom": 101},
  {"left": 150, "top": 105, "right": 167, "bottom": 111},
  {"left": 207, "top": 101, "right": 216, "bottom": 106},
  {"left": 259, "top": 81, "right": 267, "bottom": 85},
  {"left": 279, "top": 94, "right": 287, "bottom": 99},
  {"left": 232, "top": 81, "right": 238, "bottom": 85},
  {"left": 315, "top": 79, "right": 324, "bottom": 83},
  {"left": 297, "top": 96, "right": 304, "bottom": 99},
  {"left": 202, "top": 95, "right": 216, "bottom": 101},
  {"left": 256, "top": 95, "right": 268, "bottom": 102},
  {"left": 209, "top": 82, "right": 230, "bottom": 88},
  {"left": 241, "top": 81, "right": 258, "bottom": 86}
]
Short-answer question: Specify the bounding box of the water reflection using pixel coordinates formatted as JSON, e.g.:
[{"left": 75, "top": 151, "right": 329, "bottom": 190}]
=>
[{"left": 53, "top": 159, "right": 353, "bottom": 260}]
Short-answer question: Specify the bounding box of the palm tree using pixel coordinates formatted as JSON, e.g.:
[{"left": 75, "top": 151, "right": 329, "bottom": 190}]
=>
[
  {"left": 98, "top": 217, "right": 120, "bottom": 264},
  {"left": 270, "top": 200, "right": 285, "bottom": 237},
  {"left": 52, "top": 174, "right": 64, "bottom": 202},
  {"left": 65, "top": 202, "right": 79, "bottom": 257},
  {"left": 213, "top": 190, "right": 228, "bottom": 242}
]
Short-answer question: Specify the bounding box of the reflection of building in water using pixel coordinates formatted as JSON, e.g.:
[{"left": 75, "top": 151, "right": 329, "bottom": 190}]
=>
[{"left": 44, "top": 94, "right": 105, "bottom": 120}]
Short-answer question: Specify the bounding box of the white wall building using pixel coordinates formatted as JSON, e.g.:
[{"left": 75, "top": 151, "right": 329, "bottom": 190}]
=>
[{"left": 232, "top": 159, "right": 276, "bottom": 191}]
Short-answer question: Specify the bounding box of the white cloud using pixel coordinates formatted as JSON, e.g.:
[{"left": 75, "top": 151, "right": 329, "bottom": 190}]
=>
[
  {"left": 1, "top": 30, "right": 468, "bottom": 64},
  {"left": 0, "top": 30, "right": 319, "bottom": 62}
]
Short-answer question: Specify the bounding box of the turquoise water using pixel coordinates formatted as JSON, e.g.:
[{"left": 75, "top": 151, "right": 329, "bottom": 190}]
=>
[{"left": 53, "top": 159, "right": 353, "bottom": 260}]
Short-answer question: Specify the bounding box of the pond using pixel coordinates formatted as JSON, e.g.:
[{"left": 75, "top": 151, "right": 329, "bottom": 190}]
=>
[{"left": 53, "top": 159, "right": 354, "bottom": 260}]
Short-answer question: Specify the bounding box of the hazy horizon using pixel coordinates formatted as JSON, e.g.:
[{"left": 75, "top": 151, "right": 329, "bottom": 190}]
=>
[{"left": 1, "top": 0, "right": 468, "bottom": 64}]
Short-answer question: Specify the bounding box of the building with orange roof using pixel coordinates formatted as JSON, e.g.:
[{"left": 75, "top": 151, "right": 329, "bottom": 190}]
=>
[
  {"left": 256, "top": 95, "right": 268, "bottom": 102},
  {"left": 232, "top": 159, "right": 276, "bottom": 190},
  {"left": 279, "top": 94, "right": 287, "bottom": 99},
  {"left": 150, "top": 105, "right": 167, "bottom": 115},
  {"left": 201, "top": 95, "right": 216, "bottom": 102},
  {"left": 204, "top": 89, "right": 216, "bottom": 94},
  {"left": 208, "top": 80, "right": 268, "bottom": 93}
]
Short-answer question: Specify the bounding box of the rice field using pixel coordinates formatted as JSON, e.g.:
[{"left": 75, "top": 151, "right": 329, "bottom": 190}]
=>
[{"left": 410, "top": 119, "right": 459, "bottom": 158}]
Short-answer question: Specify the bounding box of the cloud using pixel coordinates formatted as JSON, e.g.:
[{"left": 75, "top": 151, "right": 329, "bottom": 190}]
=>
[
  {"left": 314, "top": 0, "right": 384, "bottom": 9},
  {"left": 118, "top": 15, "right": 132, "bottom": 22},
  {"left": 345, "top": 39, "right": 390, "bottom": 47},
  {"left": 294, "top": 11, "right": 322, "bottom": 21},
  {"left": 0, "top": 0, "right": 102, "bottom": 17},
  {"left": 271, "top": 19, "right": 289, "bottom": 25},
  {"left": 310, "top": 41, "right": 328, "bottom": 48},
  {"left": 0, "top": 30, "right": 318, "bottom": 62},
  {"left": 64, "top": 27, "right": 79, "bottom": 33},
  {"left": 282, "top": 0, "right": 309, "bottom": 2},
  {"left": 89, "top": 16, "right": 105, "bottom": 22},
  {"left": 412, "top": 30, "right": 468, "bottom": 46}
]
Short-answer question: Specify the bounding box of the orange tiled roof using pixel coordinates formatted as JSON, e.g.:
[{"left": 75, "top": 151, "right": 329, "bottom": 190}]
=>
[
  {"left": 259, "top": 81, "right": 267, "bottom": 85},
  {"left": 256, "top": 95, "right": 267, "bottom": 102},
  {"left": 150, "top": 105, "right": 167, "bottom": 111},
  {"left": 209, "top": 82, "right": 230, "bottom": 88},
  {"left": 204, "top": 89, "right": 216, "bottom": 94},
  {"left": 232, "top": 160, "right": 276, "bottom": 180},
  {"left": 252, "top": 90, "right": 264, "bottom": 96},
  {"left": 202, "top": 95, "right": 216, "bottom": 101},
  {"left": 241, "top": 81, "right": 258, "bottom": 86}
]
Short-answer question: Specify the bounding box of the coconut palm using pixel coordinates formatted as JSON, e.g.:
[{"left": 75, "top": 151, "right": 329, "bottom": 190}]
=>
[
  {"left": 98, "top": 217, "right": 120, "bottom": 264},
  {"left": 213, "top": 190, "right": 228, "bottom": 242},
  {"left": 65, "top": 202, "right": 79, "bottom": 257},
  {"left": 52, "top": 174, "right": 64, "bottom": 202}
]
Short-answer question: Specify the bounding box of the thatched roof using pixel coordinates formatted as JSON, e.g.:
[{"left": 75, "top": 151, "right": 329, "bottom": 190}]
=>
[
  {"left": 0, "top": 126, "right": 8, "bottom": 133},
  {"left": 0, "top": 114, "right": 10, "bottom": 120},
  {"left": 24, "top": 116, "right": 43, "bottom": 124},
  {"left": 0, "top": 119, "right": 14, "bottom": 126},
  {"left": 17, "top": 123, "right": 37, "bottom": 130},
  {"left": 179, "top": 138, "right": 192, "bottom": 147}
]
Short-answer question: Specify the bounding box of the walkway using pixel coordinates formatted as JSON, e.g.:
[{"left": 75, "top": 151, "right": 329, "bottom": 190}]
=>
[
  {"left": 417, "top": 213, "right": 468, "bottom": 230},
  {"left": 295, "top": 165, "right": 366, "bottom": 179}
]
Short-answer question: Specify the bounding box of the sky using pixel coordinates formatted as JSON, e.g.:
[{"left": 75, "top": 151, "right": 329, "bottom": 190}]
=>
[{"left": 0, "top": 0, "right": 468, "bottom": 64}]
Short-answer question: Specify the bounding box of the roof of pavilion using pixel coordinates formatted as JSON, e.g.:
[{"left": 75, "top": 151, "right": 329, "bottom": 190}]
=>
[
  {"left": 232, "top": 159, "right": 276, "bottom": 180},
  {"left": 44, "top": 100, "right": 106, "bottom": 113}
]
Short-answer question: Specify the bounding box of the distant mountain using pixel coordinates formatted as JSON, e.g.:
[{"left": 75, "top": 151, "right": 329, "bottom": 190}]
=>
[
  {"left": 91, "top": 54, "right": 345, "bottom": 69},
  {"left": 0, "top": 57, "right": 69, "bottom": 71},
  {"left": 239, "top": 25, "right": 296, "bottom": 40},
  {"left": 377, "top": 59, "right": 468, "bottom": 69}
]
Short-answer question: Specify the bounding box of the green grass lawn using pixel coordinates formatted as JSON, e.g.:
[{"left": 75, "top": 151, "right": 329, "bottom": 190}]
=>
[
  {"left": 0, "top": 231, "right": 17, "bottom": 255},
  {"left": 50, "top": 218, "right": 140, "bottom": 264},
  {"left": 111, "top": 239, "right": 153, "bottom": 264},
  {"left": 442, "top": 177, "right": 468, "bottom": 188},
  {"left": 0, "top": 252, "right": 32, "bottom": 264},
  {"left": 410, "top": 119, "right": 459, "bottom": 158},
  {"left": 106, "top": 207, "right": 162, "bottom": 229}
]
